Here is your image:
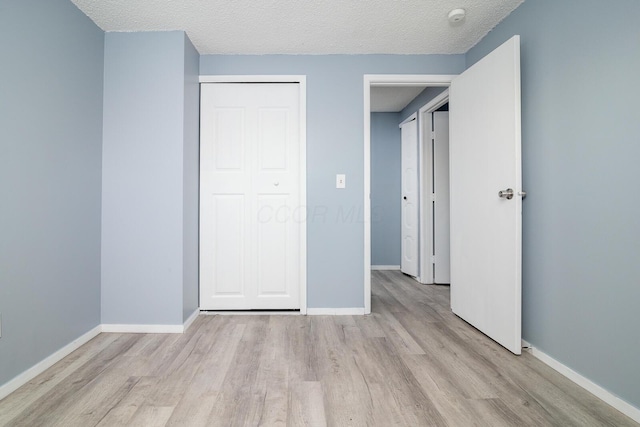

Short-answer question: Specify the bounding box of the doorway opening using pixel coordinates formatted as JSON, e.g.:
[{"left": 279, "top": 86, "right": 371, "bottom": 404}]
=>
[{"left": 364, "top": 75, "right": 454, "bottom": 314}]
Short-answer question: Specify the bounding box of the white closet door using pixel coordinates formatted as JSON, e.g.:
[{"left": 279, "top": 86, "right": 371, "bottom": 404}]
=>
[
  {"left": 200, "top": 83, "right": 301, "bottom": 310},
  {"left": 433, "top": 111, "right": 450, "bottom": 284},
  {"left": 400, "top": 117, "right": 419, "bottom": 277}
]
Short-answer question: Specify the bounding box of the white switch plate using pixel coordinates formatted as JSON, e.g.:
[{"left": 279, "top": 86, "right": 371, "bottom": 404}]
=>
[{"left": 336, "top": 174, "right": 346, "bottom": 189}]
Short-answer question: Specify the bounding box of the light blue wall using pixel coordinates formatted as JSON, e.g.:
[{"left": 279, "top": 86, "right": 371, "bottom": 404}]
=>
[
  {"left": 370, "top": 113, "right": 401, "bottom": 266},
  {"left": 0, "top": 0, "right": 103, "bottom": 386},
  {"left": 102, "top": 31, "right": 192, "bottom": 325},
  {"left": 467, "top": 0, "right": 640, "bottom": 409},
  {"left": 200, "top": 55, "right": 465, "bottom": 307},
  {"left": 183, "top": 35, "right": 200, "bottom": 321}
]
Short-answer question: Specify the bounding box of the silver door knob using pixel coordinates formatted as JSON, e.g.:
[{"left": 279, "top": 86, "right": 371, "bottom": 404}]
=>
[{"left": 498, "top": 188, "right": 514, "bottom": 200}]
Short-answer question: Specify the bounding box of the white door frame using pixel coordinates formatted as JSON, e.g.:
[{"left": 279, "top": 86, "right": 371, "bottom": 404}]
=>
[
  {"left": 199, "top": 75, "right": 307, "bottom": 314},
  {"left": 417, "top": 89, "right": 450, "bottom": 284},
  {"left": 364, "top": 74, "right": 455, "bottom": 313}
]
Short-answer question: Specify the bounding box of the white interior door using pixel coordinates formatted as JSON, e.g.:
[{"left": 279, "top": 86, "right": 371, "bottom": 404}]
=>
[
  {"left": 449, "top": 36, "right": 522, "bottom": 354},
  {"left": 400, "top": 116, "right": 419, "bottom": 277},
  {"left": 200, "top": 83, "right": 301, "bottom": 310},
  {"left": 433, "top": 111, "right": 450, "bottom": 284}
]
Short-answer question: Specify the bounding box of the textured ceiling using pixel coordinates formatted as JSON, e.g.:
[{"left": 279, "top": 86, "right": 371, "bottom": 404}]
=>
[{"left": 70, "top": 0, "right": 524, "bottom": 55}]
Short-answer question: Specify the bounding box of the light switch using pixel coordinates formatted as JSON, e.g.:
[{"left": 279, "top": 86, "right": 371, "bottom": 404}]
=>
[{"left": 336, "top": 174, "right": 346, "bottom": 189}]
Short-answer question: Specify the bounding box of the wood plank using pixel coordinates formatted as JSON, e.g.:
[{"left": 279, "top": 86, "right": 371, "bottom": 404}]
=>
[
  {"left": 96, "top": 376, "right": 160, "bottom": 427},
  {"left": 50, "top": 375, "right": 139, "bottom": 427},
  {"left": 127, "top": 405, "right": 175, "bottom": 427},
  {"left": 287, "top": 381, "right": 327, "bottom": 427},
  {"left": 285, "top": 315, "right": 317, "bottom": 383},
  {"left": 206, "top": 316, "right": 269, "bottom": 426},
  {"left": 165, "top": 316, "right": 245, "bottom": 426}
]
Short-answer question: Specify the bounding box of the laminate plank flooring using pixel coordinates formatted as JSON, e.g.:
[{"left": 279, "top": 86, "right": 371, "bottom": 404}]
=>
[{"left": 0, "top": 271, "right": 637, "bottom": 426}]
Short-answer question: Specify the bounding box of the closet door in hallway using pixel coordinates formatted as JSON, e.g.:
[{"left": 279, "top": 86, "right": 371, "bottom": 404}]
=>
[{"left": 400, "top": 116, "right": 419, "bottom": 277}]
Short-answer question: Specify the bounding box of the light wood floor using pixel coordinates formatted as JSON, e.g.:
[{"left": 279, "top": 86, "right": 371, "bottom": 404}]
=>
[{"left": 0, "top": 271, "right": 636, "bottom": 426}]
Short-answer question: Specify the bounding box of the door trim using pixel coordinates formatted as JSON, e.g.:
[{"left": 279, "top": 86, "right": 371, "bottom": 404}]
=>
[
  {"left": 417, "top": 89, "right": 450, "bottom": 284},
  {"left": 364, "top": 74, "right": 455, "bottom": 314},
  {"left": 199, "top": 75, "right": 307, "bottom": 314},
  {"left": 399, "top": 112, "right": 417, "bottom": 126}
]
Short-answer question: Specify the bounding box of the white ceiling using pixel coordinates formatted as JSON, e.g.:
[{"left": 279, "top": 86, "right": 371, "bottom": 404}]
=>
[
  {"left": 371, "top": 86, "right": 427, "bottom": 113},
  {"left": 70, "top": 0, "right": 524, "bottom": 55}
]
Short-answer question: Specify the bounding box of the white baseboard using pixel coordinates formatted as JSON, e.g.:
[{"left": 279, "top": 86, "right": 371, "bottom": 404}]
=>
[
  {"left": 371, "top": 265, "right": 400, "bottom": 271},
  {"left": 200, "top": 311, "right": 301, "bottom": 316},
  {"left": 101, "top": 323, "right": 183, "bottom": 334},
  {"left": 522, "top": 340, "right": 640, "bottom": 423},
  {"left": 306, "top": 308, "right": 366, "bottom": 315},
  {"left": 103, "top": 313, "right": 201, "bottom": 334},
  {"left": 0, "top": 325, "right": 102, "bottom": 402},
  {"left": 183, "top": 309, "right": 200, "bottom": 332}
]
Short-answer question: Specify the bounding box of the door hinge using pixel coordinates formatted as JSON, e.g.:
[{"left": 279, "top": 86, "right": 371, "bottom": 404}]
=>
[
  {"left": 431, "top": 255, "right": 436, "bottom": 264},
  {"left": 431, "top": 193, "right": 436, "bottom": 202},
  {"left": 431, "top": 131, "right": 436, "bottom": 140}
]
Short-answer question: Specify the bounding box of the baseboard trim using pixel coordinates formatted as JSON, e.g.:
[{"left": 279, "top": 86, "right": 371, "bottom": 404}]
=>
[
  {"left": 371, "top": 265, "right": 400, "bottom": 271},
  {"left": 101, "top": 324, "right": 183, "bottom": 334},
  {"left": 200, "top": 311, "right": 301, "bottom": 316},
  {"left": 522, "top": 340, "right": 640, "bottom": 423},
  {"left": 0, "top": 325, "right": 102, "bottom": 402},
  {"left": 183, "top": 309, "right": 200, "bottom": 332},
  {"left": 307, "top": 308, "right": 366, "bottom": 315}
]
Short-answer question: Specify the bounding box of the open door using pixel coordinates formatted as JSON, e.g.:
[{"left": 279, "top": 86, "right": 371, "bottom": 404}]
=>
[
  {"left": 400, "top": 116, "right": 419, "bottom": 277},
  {"left": 449, "top": 36, "right": 523, "bottom": 354}
]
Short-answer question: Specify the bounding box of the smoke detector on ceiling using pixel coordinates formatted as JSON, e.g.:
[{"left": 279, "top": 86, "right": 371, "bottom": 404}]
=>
[{"left": 448, "top": 8, "right": 466, "bottom": 24}]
